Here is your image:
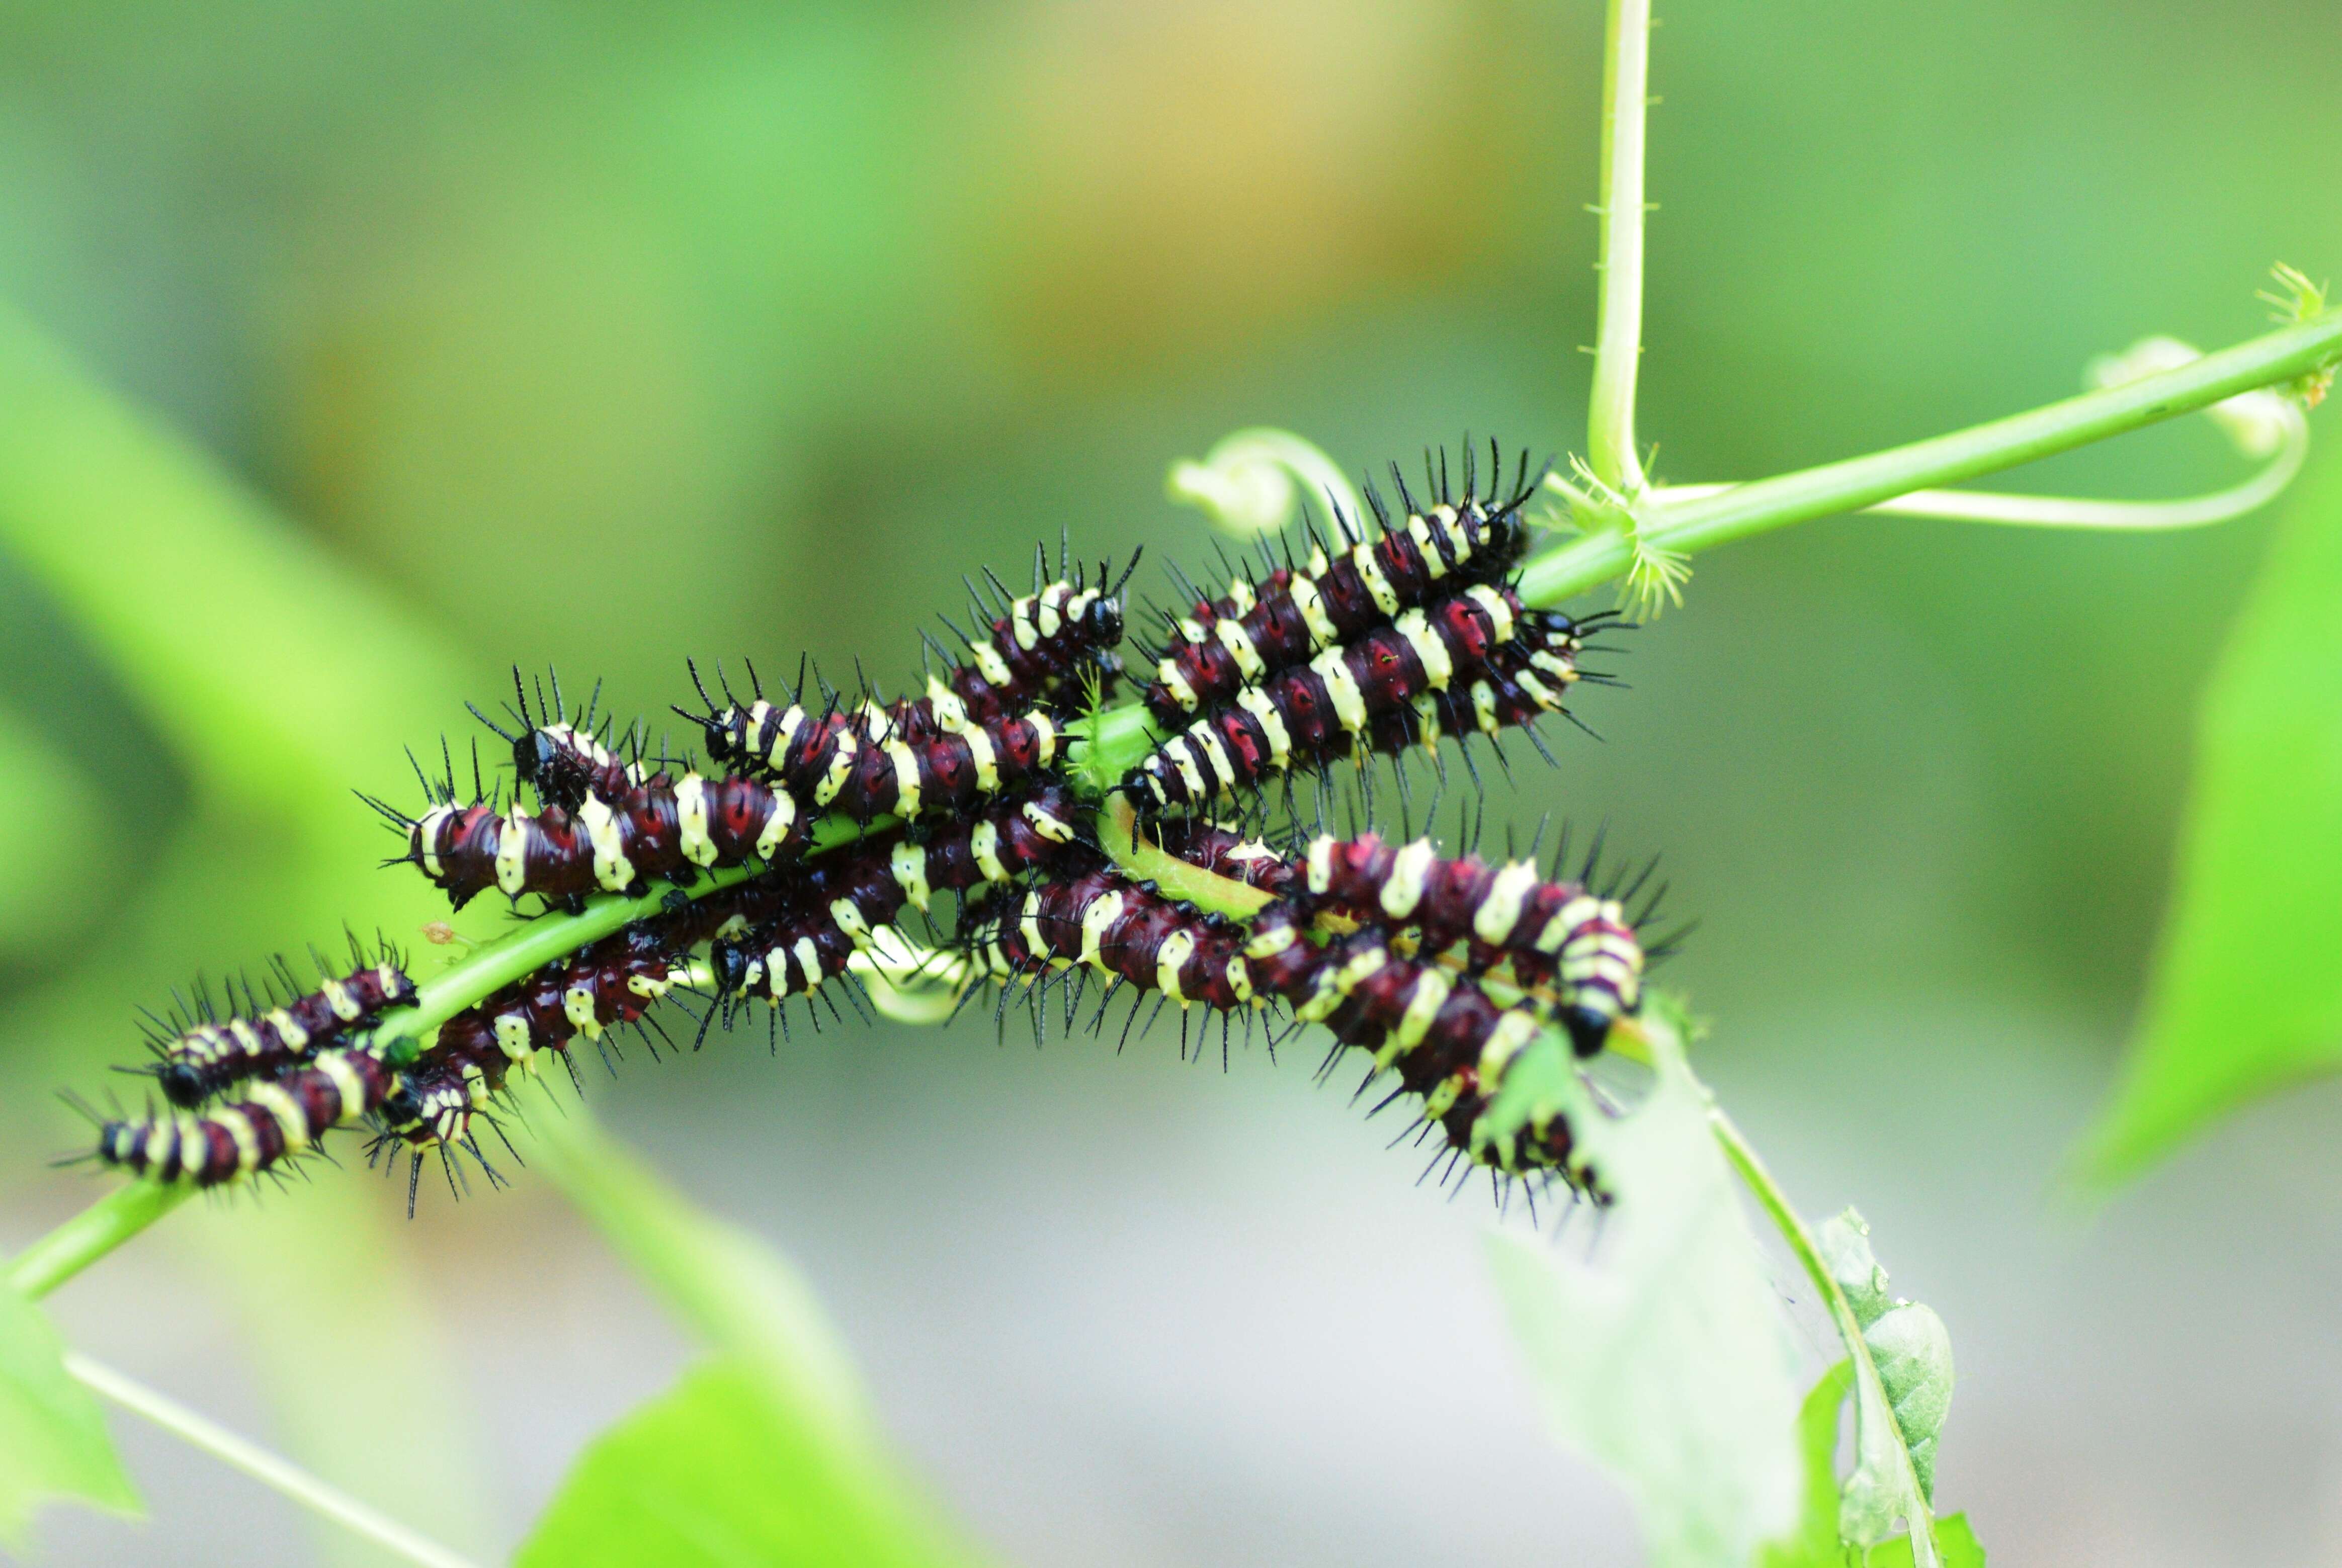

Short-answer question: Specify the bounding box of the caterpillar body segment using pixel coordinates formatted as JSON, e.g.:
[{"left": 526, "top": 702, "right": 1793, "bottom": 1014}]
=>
[
  {"left": 1144, "top": 444, "right": 1539, "bottom": 723},
  {"left": 95, "top": 1048, "right": 398, "bottom": 1186},
  {"left": 1123, "top": 609, "right": 1590, "bottom": 813},
  {"left": 1295, "top": 834, "right": 1648, "bottom": 1054},
  {"left": 147, "top": 950, "right": 416, "bottom": 1108}
]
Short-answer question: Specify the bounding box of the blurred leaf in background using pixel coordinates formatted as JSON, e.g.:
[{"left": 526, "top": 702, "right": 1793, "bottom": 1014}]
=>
[
  {"left": 523, "top": 1109, "right": 990, "bottom": 1567},
  {"left": 1485, "top": 1029, "right": 1803, "bottom": 1568},
  {"left": 2077, "top": 447, "right": 2342, "bottom": 1185},
  {"left": 0, "top": 1283, "right": 137, "bottom": 1551}
]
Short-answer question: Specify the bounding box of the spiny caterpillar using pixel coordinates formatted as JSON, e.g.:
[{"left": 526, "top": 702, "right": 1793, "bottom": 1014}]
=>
[
  {"left": 93, "top": 1048, "right": 399, "bottom": 1187},
  {"left": 960, "top": 850, "right": 1611, "bottom": 1186},
  {"left": 1124, "top": 608, "right": 1598, "bottom": 812},
  {"left": 66, "top": 486, "right": 1662, "bottom": 1211},
  {"left": 467, "top": 669, "right": 650, "bottom": 812},
  {"left": 132, "top": 937, "right": 415, "bottom": 1109},
  {"left": 1288, "top": 832, "right": 1655, "bottom": 1055},
  {"left": 372, "top": 752, "right": 812, "bottom": 910},
  {"left": 1144, "top": 442, "right": 1537, "bottom": 722},
  {"left": 710, "top": 785, "right": 1092, "bottom": 1020},
  {"left": 931, "top": 544, "right": 1137, "bottom": 723},
  {"left": 679, "top": 665, "right": 1066, "bottom": 823}
]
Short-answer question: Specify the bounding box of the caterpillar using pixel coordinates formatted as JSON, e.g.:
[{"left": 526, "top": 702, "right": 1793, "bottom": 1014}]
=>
[
  {"left": 466, "top": 670, "right": 647, "bottom": 813},
  {"left": 677, "top": 673, "right": 1067, "bottom": 826},
  {"left": 93, "top": 1047, "right": 398, "bottom": 1187},
  {"left": 143, "top": 942, "right": 417, "bottom": 1108},
  {"left": 1144, "top": 443, "right": 1538, "bottom": 721},
  {"left": 683, "top": 549, "right": 1129, "bottom": 780},
  {"left": 1123, "top": 608, "right": 1592, "bottom": 813},
  {"left": 962, "top": 859, "right": 1590, "bottom": 1183},
  {"left": 375, "top": 764, "right": 812, "bottom": 910},
  {"left": 930, "top": 546, "right": 1136, "bottom": 724},
  {"left": 1290, "top": 834, "right": 1648, "bottom": 1055},
  {"left": 712, "top": 785, "right": 1091, "bottom": 1010}
]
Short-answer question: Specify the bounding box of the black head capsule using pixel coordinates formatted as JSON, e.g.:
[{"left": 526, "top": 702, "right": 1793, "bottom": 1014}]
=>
[{"left": 156, "top": 1061, "right": 209, "bottom": 1110}]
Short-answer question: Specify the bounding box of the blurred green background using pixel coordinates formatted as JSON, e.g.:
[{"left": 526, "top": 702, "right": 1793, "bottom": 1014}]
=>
[{"left": 3, "top": 2, "right": 2339, "bottom": 1562}]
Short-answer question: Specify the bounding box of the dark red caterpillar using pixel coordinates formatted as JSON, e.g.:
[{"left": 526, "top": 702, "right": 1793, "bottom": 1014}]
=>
[
  {"left": 467, "top": 670, "right": 648, "bottom": 812},
  {"left": 962, "top": 857, "right": 1590, "bottom": 1183},
  {"left": 713, "top": 786, "right": 1091, "bottom": 1008},
  {"left": 1124, "top": 609, "right": 1592, "bottom": 813},
  {"left": 929, "top": 546, "right": 1136, "bottom": 724},
  {"left": 376, "top": 765, "right": 812, "bottom": 910},
  {"left": 1145, "top": 444, "right": 1538, "bottom": 720},
  {"left": 143, "top": 944, "right": 417, "bottom": 1108},
  {"left": 93, "top": 1048, "right": 398, "bottom": 1187},
  {"left": 1291, "top": 834, "right": 1647, "bottom": 1055},
  {"left": 678, "top": 673, "right": 1067, "bottom": 825}
]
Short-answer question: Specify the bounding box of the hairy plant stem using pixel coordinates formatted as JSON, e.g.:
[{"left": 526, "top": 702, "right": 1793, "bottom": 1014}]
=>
[
  {"left": 1587, "top": 0, "right": 1653, "bottom": 492},
  {"left": 66, "top": 1352, "right": 485, "bottom": 1568},
  {"left": 1077, "top": 307, "right": 2340, "bottom": 788},
  {"left": 1711, "top": 1107, "right": 1941, "bottom": 1567},
  {"left": 10, "top": 816, "right": 886, "bottom": 1296}
]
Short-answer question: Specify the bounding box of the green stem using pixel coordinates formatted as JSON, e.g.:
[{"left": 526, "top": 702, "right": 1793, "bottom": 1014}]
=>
[
  {"left": 7, "top": 1182, "right": 193, "bottom": 1299},
  {"left": 1710, "top": 1106, "right": 1939, "bottom": 1568},
  {"left": 67, "top": 1351, "right": 485, "bottom": 1568},
  {"left": 1078, "top": 312, "right": 2339, "bottom": 790},
  {"left": 1587, "top": 0, "right": 1653, "bottom": 492},
  {"left": 1525, "top": 309, "right": 2342, "bottom": 604}
]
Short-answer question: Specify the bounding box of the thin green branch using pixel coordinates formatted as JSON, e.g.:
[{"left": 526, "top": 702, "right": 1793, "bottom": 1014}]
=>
[
  {"left": 1709, "top": 1108, "right": 1940, "bottom": 1568},
  {"left": 66, "top": 1351, "right": 484, "bottom": 1568},
  {"left": 1525, "top": 308, "right": 2340, "bottom": 603},
  {"left": 1586, "top": 0, "right": 1653, "bottom": 493},
  {"left": 1652, "top": 389, "right": 2309, "bottom": 531},
  {"left": 1167, "top": 427, "right": 1368, "bottom": 535},
  {"left": 7, "top": 1182, "right": 193, "bottom": 1299}
]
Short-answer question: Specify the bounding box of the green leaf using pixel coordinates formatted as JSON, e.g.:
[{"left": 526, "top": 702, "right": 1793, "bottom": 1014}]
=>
[
  {"left": 2078, "top": 450, "right": 2342, "bottom": 1185},
  {"left": 1759, "top": 1362, "right": 1857, "bottom": 1568},
  {"left": 517, "top": 1357, "right": 981, "bottom": 1568},
  {"left": 1760, "top": 1362, "right": 1984, "bottom": 1568},
  {"left": 523, "top": 1109, "right": 988, "bottom": 1567},
  {"left": 529, "top": 1107, "right": 879, "bottom": 1453},
  {"left": 1483, "top": 1022, "right": 1804, "bottom": 1567},
  {"left": 0, "top": 1282, "right": 139, "bottom": 1549},
  {"left": 1814, "top": 1212, "right": 1954, "bottom": 1536},
  {"left": 1861, "top": 1514, "right": 1987, "bottom": 1568}
]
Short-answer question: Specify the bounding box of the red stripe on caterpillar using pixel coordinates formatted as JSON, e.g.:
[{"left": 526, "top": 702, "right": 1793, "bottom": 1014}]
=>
[
  {"left": 1144, "top": 444, "right": 1539, "bottom": 722},
  {"left": 145, "top": 944, "right": 417, "bottom": 1108},
  {"left": 95, "top": 1048, "right": 398, "bottom": 1187},
  {"left": 1123, "top": 609, "right": 1592, "bottom": 812},
  {"left": 1293, "top": 834, "right": 1647, "bottom": 1055}
]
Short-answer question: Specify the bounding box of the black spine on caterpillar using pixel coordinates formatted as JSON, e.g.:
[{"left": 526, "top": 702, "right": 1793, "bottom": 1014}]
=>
[
  {"left": 678, "top": 678, "right": 1068, "bottom": 825},
  {"left": 381, "top": 882, "right": 793, "bottom": 1154},
  {"left": 1291, "top": 834, "right": 1647, "bottom": 1056},
  {"left": 467, "top": 669, "right": 649, "bottom": 813},
  {"left": 932, "top": 547, "right": 1136, "bottom": 724},
  {"left": 385, "top": 766, "right": 811, "bottom": 909},
  {"left": 1123, "top": 606, "right": 1590, "bottom": 814},
  {"left": 146, "top": 945, "right": 417, "bottom": 1108},
  {"left": 961, "top": 861, "right": 1589, "bottom": 1182},
  {"left": 1273, "top": 923, "right": 1588, "bottom": 1181},
  {"left": 94, "top": 1048, "right": 398, "bottom": 1186},
  {"left": 1143, "top": 442, "right": 1539, "bottom": 722}
]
